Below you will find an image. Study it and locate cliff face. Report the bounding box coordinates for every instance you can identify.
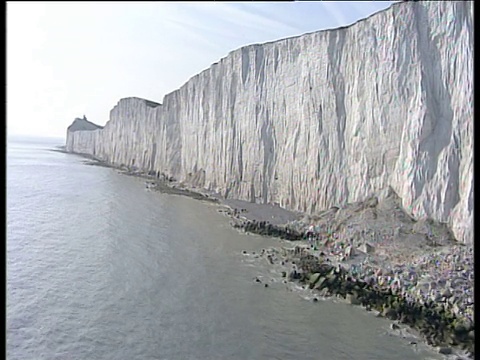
[66,1,473,244]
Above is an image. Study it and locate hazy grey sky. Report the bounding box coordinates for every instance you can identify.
[7,1,395,140]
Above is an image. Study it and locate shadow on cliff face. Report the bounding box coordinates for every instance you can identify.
[411,2,459,214]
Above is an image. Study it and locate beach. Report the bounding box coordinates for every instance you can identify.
[225,192,474,358]
[73,152,474,358]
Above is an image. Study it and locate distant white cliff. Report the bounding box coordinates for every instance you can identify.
[66,1,473,244]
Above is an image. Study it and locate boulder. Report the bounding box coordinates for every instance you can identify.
[345,245,355,258]
[438,347,453,355]
[390,323,400,330]
[346,292,362,305]
[358,242,375,254]
[314,276,328,290]
[383,307,399,320]
[454,322,470,335]
[288,270,302,281]
[308,273,322,288]
[442,288,453,299]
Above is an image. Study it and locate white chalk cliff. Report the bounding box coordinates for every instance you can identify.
[66,1,473,244]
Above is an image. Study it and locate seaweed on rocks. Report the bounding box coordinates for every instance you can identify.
[235,219,304,240]
[284,252,475,357]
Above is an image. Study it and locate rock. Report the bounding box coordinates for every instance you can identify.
[346,292,362,306]
[308,273,322,288]
[390,323,400,330]
[438,347,453,355]
[442,289,453,298]
[264,283,269,288]
[314,276,327,290]
[281,271,287,278]
[359,243,375,254]
[432,292,443,302]
[345,245,355,258]
[288,270,302,281]
[454,323,469,335]
[383,307,399,320]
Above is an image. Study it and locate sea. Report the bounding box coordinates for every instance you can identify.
[7,136,444,360]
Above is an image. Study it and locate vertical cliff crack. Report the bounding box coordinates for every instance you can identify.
[413,2,455,203]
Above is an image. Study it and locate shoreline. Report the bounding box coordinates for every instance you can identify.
[248,245,474,358]
[65,149,474,358]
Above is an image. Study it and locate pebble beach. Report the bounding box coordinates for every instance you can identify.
[226,188,474,358]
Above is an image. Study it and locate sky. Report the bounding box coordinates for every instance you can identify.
[7,1,397,140]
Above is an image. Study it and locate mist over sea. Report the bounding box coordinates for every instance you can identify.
[7,136,442,360]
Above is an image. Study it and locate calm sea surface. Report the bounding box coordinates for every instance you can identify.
[7,136,443,360]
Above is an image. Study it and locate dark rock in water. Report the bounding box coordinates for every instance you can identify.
[281,271,287,278]
[264,283,269,288]
[239,220,303,240]
[391,323,400,330]
[308,273,322,287]
[346,292,362,306]
[242,250,247,254]
[288,270,302,281]
[314,277,327,290]
[313,297,319,302]
[438,347,453,355]
[383,307,399,321]
[409,341,417,345]
[255,277,261,283]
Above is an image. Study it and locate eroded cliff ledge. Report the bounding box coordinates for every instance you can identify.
[66,1,473,244]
